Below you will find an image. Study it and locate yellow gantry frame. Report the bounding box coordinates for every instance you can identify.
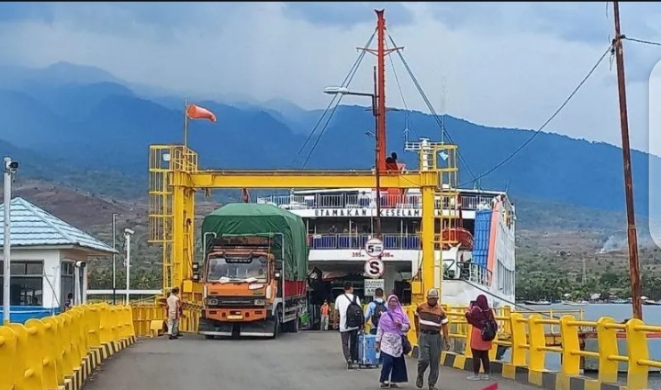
[148,144,448,304]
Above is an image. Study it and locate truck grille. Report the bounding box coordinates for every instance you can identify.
[206,297,264,307]
[217,298,254,306]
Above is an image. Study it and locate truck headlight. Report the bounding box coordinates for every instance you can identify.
[207,298,218,306]
[254,299,266,306]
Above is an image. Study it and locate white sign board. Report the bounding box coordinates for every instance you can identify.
[364,238,384,258]
[364,278,385,297]
[364,258,385,278]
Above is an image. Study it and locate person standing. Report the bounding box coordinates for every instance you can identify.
[413,289,450,390]
[166,287,181,340]
[465,294,496,380]
[364,288,386,335]
[334,281,363,369]
[63,293,73,312]
[375,294,410,388]
[320,300,330,331]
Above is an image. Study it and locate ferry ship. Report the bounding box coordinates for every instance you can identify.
[254,10,516,310]
[256,184,516,308]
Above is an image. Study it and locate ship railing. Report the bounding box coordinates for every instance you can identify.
[256,194,495,210]
[443,260,492,286]
[308,233,420,250]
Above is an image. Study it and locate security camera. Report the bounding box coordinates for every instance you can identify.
[75,261,86,268]
[124,228,135,235]
[4,158,18,173]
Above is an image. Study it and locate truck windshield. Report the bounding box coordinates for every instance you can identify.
[207,256,268,282]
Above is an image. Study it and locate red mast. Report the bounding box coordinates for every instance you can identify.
[375,10,387,172]
[360,10,403,172]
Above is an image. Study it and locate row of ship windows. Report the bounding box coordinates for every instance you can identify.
[497,261,515,296]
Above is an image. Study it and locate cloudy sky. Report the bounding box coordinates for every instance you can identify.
[1,2,660,154]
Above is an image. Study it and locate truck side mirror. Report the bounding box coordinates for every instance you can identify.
[274,260,283,271]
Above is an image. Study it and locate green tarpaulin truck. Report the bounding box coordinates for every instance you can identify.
[197,203,309,338]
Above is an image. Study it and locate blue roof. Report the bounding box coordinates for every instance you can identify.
[0,197,116,254]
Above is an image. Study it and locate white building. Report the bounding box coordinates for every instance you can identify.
[0,197,116,310]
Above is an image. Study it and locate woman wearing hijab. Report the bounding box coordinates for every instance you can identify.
[375,294,410,388]
[465,294,494,380]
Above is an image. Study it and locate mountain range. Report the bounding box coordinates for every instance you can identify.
[0,61,654,216]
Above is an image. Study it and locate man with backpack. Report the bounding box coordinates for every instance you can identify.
[334,281,363,369]
[364,288,386,335]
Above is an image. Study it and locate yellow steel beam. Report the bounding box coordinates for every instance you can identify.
[177,169,437,189]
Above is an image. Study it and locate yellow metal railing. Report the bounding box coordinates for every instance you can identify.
[402,306,660,390]
[131,302,202,338]
[0,303,136,390]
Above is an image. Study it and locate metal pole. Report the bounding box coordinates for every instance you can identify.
[125,233,131,304]
[112,213,117,304]
[613,1,642,320]
[2,157,11,324]
[82,264,88,304]
[373,65,382,239]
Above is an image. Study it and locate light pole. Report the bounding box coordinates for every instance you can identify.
[2,157,17,324]
[323,82,382,238]
[112,213,118,304]
[124,228,134,304]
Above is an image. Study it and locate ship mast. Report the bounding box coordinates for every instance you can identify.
[376,10,387,173]
[360,10,403,172]
[612,1,643,320]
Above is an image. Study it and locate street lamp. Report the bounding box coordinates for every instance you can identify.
[323,79,382,238]
[124,228,135,304]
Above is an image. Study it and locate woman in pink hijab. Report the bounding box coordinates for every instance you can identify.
[375,294,410,388]
[465,294,494,380]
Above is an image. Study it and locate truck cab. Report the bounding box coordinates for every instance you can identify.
[197,235,301,338]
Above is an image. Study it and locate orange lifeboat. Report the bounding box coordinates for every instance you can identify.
[435,228,474,250]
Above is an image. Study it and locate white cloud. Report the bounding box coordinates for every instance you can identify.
[0,2,660,152]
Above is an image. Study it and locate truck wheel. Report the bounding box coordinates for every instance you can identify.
[290,315,300,333]
[271,308,281,339]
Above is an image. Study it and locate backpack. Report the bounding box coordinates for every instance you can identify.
[371,301,387,328]
[481,311,498,341]
[344,294,364,329]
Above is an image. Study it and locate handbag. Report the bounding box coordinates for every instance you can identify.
[387,312,413,355]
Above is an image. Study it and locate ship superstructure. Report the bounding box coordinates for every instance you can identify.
[257,184,516,307]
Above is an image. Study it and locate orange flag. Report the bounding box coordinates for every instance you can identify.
[186,104,217,122]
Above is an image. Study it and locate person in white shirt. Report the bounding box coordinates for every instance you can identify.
[166,287,181,340]
[334,281,363,369]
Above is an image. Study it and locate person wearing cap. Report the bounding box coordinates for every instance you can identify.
[413,289,450,390]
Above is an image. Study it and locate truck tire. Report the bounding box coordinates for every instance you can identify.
[271,307,282,339]
[284,314,300,333]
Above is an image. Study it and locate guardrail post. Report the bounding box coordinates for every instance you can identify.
[24,319,46,389]
[595,317,619,384]
[509,312,526,366]
[527,314,545,372]
[625,318,649,390]
[558,315,580,376]
[0,326,17,390]
[40,317,61,389]
[8,324,31,389]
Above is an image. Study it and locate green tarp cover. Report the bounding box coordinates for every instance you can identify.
[201,203,309,281]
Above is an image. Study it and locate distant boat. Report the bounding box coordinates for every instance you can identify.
[524,300,552,306]
[643,300,661,306]
[611,299,628,304]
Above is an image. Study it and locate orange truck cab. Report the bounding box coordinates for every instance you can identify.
[196,204,308,339]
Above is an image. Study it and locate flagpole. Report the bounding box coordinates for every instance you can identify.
[183,99,189,148]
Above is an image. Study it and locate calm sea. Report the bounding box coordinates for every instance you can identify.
[520,304,661,386]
